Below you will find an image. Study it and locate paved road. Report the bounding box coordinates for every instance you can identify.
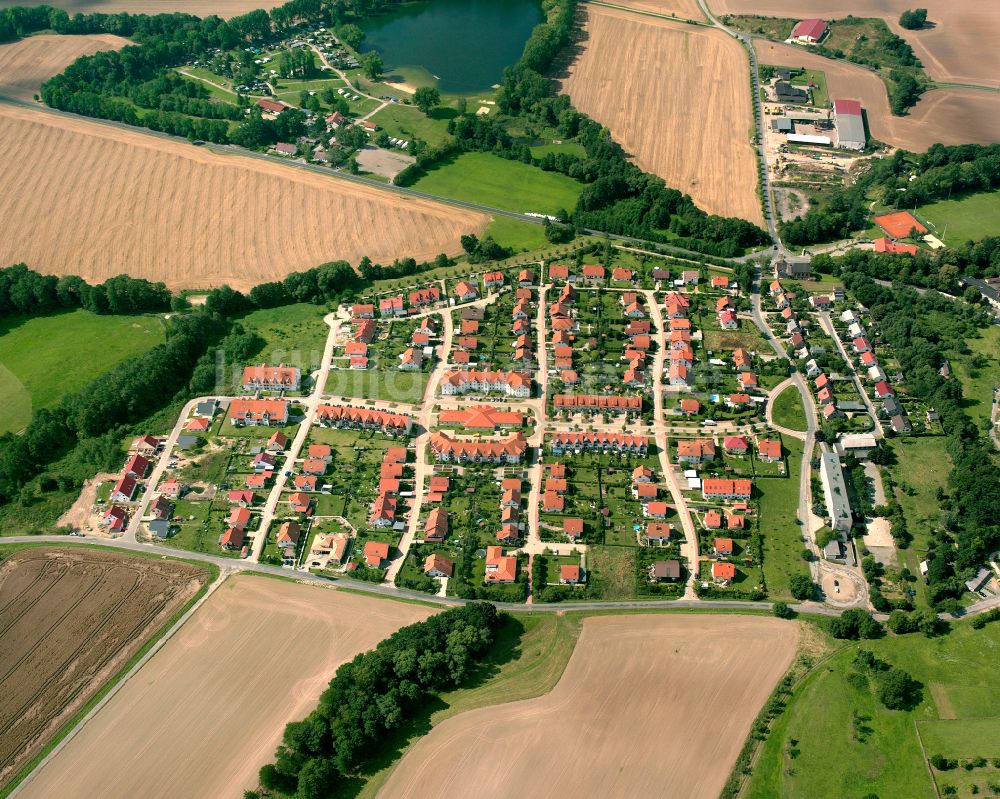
[646,291,700,598]
[251,311,344,561]
[817,309,885,438]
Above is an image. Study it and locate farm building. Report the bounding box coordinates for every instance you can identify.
[774,81,808,103]
[791,18,827,44]
[833,99,866,151]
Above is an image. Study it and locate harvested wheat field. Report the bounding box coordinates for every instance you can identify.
[0,0,286,15]
[562,6,762,225]
[18,575,431,799]
[378,614,799,799]
[600,0,705,21]
[709,0,1000,89]
[754,40,1000,149]
[0,34,128,101]
[0,105,487,291]
[0,547,208,788]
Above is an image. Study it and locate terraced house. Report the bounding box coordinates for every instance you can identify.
[242,364,301,391]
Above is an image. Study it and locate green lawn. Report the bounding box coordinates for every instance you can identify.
[917,191,1000,245]
[918,718,1000,759]
[757,437,809,600]
[411,152,583,216]
[530,142,586,158]
[369,103,454,147]
[746,620,1000,799]
[791,67,830,108]
[235,303,329,379]
[0,311,165,434]
[483,216,550,252]
[325,367,429,404]
[948,325,1000,431]
[771,384,808,432]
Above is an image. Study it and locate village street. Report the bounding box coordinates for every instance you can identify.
[249,311,344,561]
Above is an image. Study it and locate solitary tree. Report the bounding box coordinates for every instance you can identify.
[898,8,928,29]
[413,86,441,115]
[362,51,383,81]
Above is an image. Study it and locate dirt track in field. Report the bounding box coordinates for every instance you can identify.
[562,6,763,225]
[0,105,486,291]
[0,548,207,787]
[377,615,799,799]
[709,0,1000,90]
[0,34,129,101]
[599,0,706,21]
[753,40,1000,149]
[0,0,286,15]
[18,575,431,799]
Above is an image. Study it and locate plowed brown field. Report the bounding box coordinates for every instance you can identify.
[754,40,1000,149]
[709,0,1000,89]
[0,547,208,787]
[0,0,286,15]
[0,34,128,101]
[0,105,487,291]
[18,575,432,799]
[562,6,763,225]
[378,614,799,799]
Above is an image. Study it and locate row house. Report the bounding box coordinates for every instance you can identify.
[702,478,753,501]
[409,286,440,307]
[552,395,642,414]
[440,370,532,398]
[429,432,528,464]
[549,432,648,457]
[242,364,301,392]
[379,295,405,317]
[677,439,715,465]
[315,404,413,435]
[228,398,289,427]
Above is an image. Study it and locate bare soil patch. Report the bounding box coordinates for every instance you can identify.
[19,575,431,799]
[378,614,798,799]
[0,34,128,101]
[356,145,416,180]
[821,570,860,604]
[561,6,763,225]
[0,547,207,787]
[754,39,1000,149]
[55,471,117,533]
[0,0,287,16]
[0,105,487,291]
[708,0,1000,89]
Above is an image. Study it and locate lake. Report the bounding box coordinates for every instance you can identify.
[360,0,542,94]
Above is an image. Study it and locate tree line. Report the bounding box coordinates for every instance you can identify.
[255,603,500,799]
[0,263,170,316]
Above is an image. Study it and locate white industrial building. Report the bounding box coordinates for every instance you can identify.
[833,99,866,150]
[820,451,853,533]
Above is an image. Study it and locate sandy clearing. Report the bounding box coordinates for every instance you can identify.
[597,0,705,22]
[753,40,1000,149]
[0,104,486,291]
[0,0,287,15]
[18,575,431,799]
[562,6,763,225]
[378,614,799,799]
[708,0,1000,89]
[0,34,128,101]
